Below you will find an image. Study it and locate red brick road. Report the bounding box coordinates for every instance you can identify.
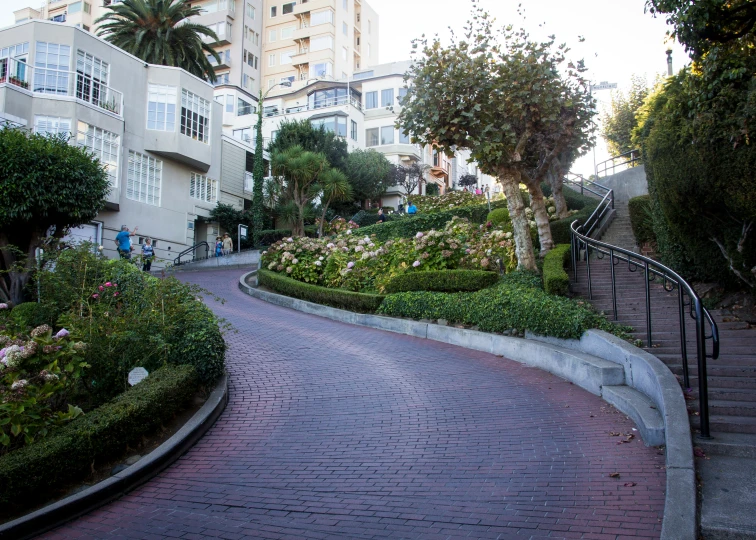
[44,269,665,539]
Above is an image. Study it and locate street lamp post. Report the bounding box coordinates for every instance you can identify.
[252,81,292,247]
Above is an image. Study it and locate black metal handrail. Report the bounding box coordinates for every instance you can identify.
[595,149,642,178]
[173,241,209,266]
[570,218,720,438]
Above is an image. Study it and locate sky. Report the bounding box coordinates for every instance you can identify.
[0,0,688,176]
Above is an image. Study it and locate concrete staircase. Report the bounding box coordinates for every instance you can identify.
[596,200,639,253]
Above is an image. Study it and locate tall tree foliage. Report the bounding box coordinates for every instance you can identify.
[96,0,220,82]
[390,163,428,198]
[267,119,349,172]
[0,129,110,305]
[600,75,649,157]
[398,2,592,270]
[458,174,478,188]
[316,169,352,237]
[344,149,393,203]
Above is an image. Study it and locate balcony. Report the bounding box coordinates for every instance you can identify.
[292,0,331,16]
[262,95,362,119]
[1,58,123,116]
[208,50,232,69]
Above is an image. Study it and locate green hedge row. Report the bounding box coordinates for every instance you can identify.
[628,195,656,244]
[543,244,571,296]
[358,199,508,241]
[0,365,198,505]
[258,226,317,246]
[549,202,598,245]
[349,209,399,227]
[258,269,385,312]
[385,270,499,294]
[378,271,617,340]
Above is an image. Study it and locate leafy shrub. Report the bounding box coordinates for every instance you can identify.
[543,244,571,296]
[378,271,620,340]
[385,270,499,293]
[408,191,487,213]
[258,269,385,312]
[9,302,55,330]
[487,208,511,228]
[258,226,317,245]
[540,183,595,211]
[628,195,656,244]
[549,202,598,245]
[1,326,89,453]
[350,209,398,227]
[0,364,198,506]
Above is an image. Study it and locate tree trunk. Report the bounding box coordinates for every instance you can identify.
[0,233,36,306]
[546,168,569,219]
[526,180,555,254]
[499,170,538,272]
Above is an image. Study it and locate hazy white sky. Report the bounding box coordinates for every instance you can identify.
[0,0,687,176]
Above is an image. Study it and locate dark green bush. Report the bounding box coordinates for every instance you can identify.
[258,226,317,245]
[385,270,499,294]
[549,202,598,245]
[487,208,511,227]
[9,302,55,329]
[258,269,385,312]
[378,271,618,340]
[350,209,398,227]
[540,183,595,211]
[628,195,655,244]
[543,244,571,296]
[0,364,198,506]
[358,200,508,241]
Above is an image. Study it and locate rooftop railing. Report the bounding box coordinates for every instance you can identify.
[263,95,362,118]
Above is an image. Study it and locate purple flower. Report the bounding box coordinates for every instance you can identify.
[104,282,112,287]
[0,303,8,310]
[0,348,6,359]
[55,328,70,339]
[98,285,104,291]
[412,260,421,267]
[415,232,424,238]
[347,262,355,269]
[92,293,99,299]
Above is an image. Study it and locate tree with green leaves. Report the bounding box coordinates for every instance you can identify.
[600,75,649,157]
[96,0,220,82]
[316,169,352,237]
[209,203,251,247]
[344,149,393,204]
[269,146,328,237]
[458,174,478,189]
[0,128,110,305]
[398,2,590,270]
[267,119,349,172]
[390,162,428,198]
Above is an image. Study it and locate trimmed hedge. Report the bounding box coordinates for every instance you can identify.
[487,208,511,227]
[358,199,508,241]
[0,364,198,505]
[378,271,618,340]
[350,209,399,227]
[385,270,499,294]
[258,269,385,312]
[628,195,655,244]
[543,244,571,296]
[549,202,598,245]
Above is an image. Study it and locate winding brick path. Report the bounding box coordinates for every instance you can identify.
[45,269,665,539]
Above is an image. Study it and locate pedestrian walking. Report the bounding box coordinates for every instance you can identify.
[397,203,405,214]
[222,233,233,255]
[141,238,154,272]
[114,225,138,260]
[215,236,223,257]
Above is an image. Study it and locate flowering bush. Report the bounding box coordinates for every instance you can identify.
[316,217,360,236]
[0,325,89,453]
[408,191,484,213]
[262,217,516,293]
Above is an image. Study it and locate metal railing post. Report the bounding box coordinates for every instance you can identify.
[695,299,711,438]
[644,261,652,347]
[586,242,593,300]
[678,287,690,389]
[610,249,618,320]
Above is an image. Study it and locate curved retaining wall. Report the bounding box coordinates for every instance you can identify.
[239,271,695,540]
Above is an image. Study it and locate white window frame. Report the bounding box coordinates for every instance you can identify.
[310,9,333,26]
[280,50,294,65]
[310,35,333,52]
[280,25,295,39]
[77,121,120,186]
[34,115,71,136]
[180,89,211,143]
[127,150,162,206]
[189,172,218,203]
[147,84,177,132]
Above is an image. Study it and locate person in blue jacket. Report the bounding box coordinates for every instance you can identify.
[407,202,418,215]
[114,225,138,259]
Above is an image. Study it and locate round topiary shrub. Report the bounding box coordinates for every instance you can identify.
[487,208,511,227]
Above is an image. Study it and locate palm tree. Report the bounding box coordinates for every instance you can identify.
[96,0,221,82]
[316,169,352,237]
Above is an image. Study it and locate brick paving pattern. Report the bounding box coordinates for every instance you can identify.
[45,269,665,539]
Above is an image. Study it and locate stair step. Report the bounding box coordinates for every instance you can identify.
[601,385,664,445]
[691,415,756,434]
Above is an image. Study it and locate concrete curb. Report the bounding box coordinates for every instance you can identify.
[240,271,695,540]
[0,375,229,540]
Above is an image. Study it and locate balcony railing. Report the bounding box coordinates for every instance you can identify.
[263,95,362,118]
[1,58,123,116]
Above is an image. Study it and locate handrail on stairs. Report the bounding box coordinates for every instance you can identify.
[595,149,642,178]
[173,241,210,267]
[570,206,720,438]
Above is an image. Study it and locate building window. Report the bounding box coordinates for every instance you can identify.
[282,2,295,14]
[226,94,234,113]
[311,9,333,25]
[49,14,66,22]
[233,127,253,143]
[399,129,410,144]
[268,29,276,42]
[246,2,254,18]
[343,0,347,9]
[77,121,120,186]
[238,98,254,116]
[343,22,348,35]
[34,115,71,136]
[342,47,348,60]
[33,42,70,95]
[76,50,110,108]
[380,126,394,145]
[365,91,377,109]
[281,75,295,84]
[350,119,357,141]
[127,151,161,206]
[366,128,378,147]
[398,87,408,104]
[242,73,251,88]
[367,43,371,57]
[180,89,210,143]
[190,172,218,203]
[268,54,276,67]
[308,87,353,108]
[244,171,254,191]
[280,50,294,64]
[281,25,295,39]
[311,115,346,137]
[309,61,332,78]
[213,71,230,86]
[270,5,276,17]
[380,88,393,107]
[147,84,177,131]
[368,19,371,34]
[310,35,333,52]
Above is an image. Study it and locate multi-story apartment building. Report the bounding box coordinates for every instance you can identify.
[0,20,228,267]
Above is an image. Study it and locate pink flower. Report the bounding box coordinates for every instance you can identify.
[92,293,99,299]
[415,232,424,238]
[99,285,104,291]
[0,303,8,310]
[55,328,69,339]
[113,284,118,288]
[347,262,355,269]
[113,292,120,297]
[104,282,112,287]
[413,260,421,267]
